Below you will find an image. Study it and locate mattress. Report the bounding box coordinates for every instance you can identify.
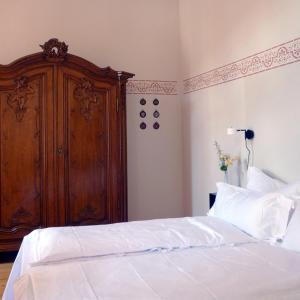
[3,216,300,299]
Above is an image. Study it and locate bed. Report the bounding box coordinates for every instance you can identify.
[3,214,300,300]
[3,167,300,299]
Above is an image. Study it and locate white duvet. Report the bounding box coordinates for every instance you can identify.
[19,216,255,272]
[3,216,300,300]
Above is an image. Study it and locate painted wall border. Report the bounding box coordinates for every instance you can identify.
[183,38,300,94]
[127,80,178,95]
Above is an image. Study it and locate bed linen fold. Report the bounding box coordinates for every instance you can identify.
[3,216,258,300]
[21,216,255,271]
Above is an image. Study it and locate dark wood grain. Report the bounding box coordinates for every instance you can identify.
[0,38,134,251]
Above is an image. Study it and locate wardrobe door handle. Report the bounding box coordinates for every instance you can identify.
[57,147,64,155]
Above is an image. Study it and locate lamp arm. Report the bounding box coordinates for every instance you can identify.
[236,129,254,140]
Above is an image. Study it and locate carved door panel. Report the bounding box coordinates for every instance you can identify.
[0,68,54,249]
[57,68,120,225]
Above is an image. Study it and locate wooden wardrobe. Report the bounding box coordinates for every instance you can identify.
[0,39,134,251]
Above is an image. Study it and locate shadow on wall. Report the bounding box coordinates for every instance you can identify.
[182,84,246,217]
[182,93,214,216]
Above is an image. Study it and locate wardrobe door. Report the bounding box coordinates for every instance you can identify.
[0,68,54,251]
[57,68,120,226]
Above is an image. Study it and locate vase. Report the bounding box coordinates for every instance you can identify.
[224,171,229,183]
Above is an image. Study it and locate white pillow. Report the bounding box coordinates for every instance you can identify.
[282,200,300,252]
[279,182,300,201]
[247,166,286,193]
[209,182,294,240]
[208,184,261,217]
[247,167,300,201]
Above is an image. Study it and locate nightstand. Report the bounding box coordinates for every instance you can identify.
[209,193,217,209]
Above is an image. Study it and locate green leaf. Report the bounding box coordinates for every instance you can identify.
[220,165,227,171]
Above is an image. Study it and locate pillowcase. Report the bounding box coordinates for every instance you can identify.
[247,166,286,193]
[247,166,300,201]
[282,199,300,252]
[209,182,294,241]
[279,182,300,201]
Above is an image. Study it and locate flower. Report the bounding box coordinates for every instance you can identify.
[214,141,237,172]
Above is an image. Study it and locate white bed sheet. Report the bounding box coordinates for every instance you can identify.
[13,242,300,300]
[3,216,255,300]
[4,216,299,300]
[19,216,255,271]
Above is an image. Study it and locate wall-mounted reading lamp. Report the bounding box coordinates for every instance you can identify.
[227,128,255,140]
[227,127,255,168]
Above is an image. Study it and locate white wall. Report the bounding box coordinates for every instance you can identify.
[245,64,300,182]
[127,94,183,220]
[0,0,180,80]
[179,0,300,77]
[182,79,245,215]
[0,0,184,221]
[179,0,300,216]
